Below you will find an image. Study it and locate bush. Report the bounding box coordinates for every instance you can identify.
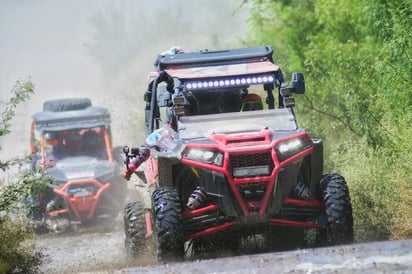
[246,0,411,242]
[0,216,45,274]
[331,138,412,242]
[0,78,47,273]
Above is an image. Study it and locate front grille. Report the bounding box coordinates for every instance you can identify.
[229,152,274,177]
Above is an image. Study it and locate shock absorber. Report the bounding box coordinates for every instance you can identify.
[186,186,207,210]
[46,196,62,212]
[294,181,312,200]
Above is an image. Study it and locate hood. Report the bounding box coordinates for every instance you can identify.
[46,156,118,183]
[177,108,298,140]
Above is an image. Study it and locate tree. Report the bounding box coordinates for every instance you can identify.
[0,78,47,274]
[245,0,412,240]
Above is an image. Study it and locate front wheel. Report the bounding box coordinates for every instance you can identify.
[152,188,184,262]
[320,173,354,245]
[124,200,147,258]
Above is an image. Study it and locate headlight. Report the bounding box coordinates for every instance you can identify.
[183,148,223,166]
[275,137,312,161]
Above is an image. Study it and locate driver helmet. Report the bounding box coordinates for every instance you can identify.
[241,93,263,111]
[44,132,58,146]
[146,127,176,152]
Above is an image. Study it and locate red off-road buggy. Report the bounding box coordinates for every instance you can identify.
[28,98,126,232]
[124,46,354,261]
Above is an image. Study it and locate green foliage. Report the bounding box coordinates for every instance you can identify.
[334,139,401,241]
[0,169,50,214]
[0,77,34,137]
[246,0,412,241]
[1,78,47,273]
[0,216,45,274]
[0,77,34,172]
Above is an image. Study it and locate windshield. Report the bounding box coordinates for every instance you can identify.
[39,127,109,162]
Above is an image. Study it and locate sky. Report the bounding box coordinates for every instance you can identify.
[0,0,249,179]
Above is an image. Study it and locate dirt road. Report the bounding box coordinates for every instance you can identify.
[120,239,412,274]
[36,228,153,274]
[36,229,412,274]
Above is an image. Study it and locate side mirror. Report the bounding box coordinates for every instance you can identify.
[157,85,172,107]
[290,72,305,94]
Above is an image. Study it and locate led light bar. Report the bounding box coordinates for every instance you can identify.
[184,74,275,91]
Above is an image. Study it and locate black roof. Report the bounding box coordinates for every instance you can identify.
[157,45,274,70]
[32,107,111,132]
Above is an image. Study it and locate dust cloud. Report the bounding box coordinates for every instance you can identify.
[0,0,249,181]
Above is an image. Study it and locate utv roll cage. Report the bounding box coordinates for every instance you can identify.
[27,99,127,227]
[145,45,305,133]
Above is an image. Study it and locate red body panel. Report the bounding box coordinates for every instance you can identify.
[181,131,314,218]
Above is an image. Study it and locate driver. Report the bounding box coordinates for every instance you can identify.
[44,132,66,161]
[241,93,263,111]
[123,126,176,180]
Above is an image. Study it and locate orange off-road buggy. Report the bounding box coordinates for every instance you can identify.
[27,98,125,232]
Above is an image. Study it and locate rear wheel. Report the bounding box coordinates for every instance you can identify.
[152,188,184,262]
[319,173,354,245]
[124,200,147,258]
